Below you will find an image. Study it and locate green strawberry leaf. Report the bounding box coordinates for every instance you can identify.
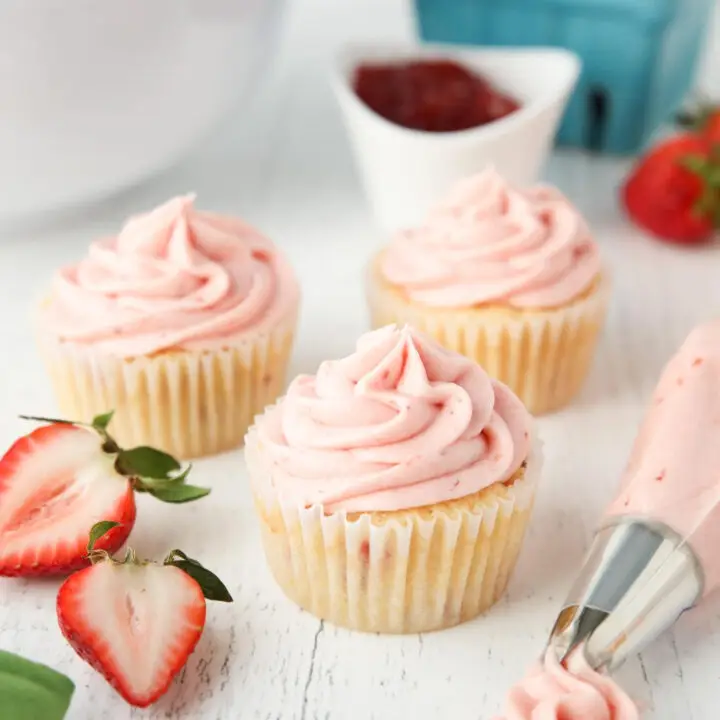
[0,650,75,720]
[116,447,181,479]
[91,411,115,432]
[681,154,708,175]
[144,484,211,503]
[87,521,121,555]
[165,550,233,602]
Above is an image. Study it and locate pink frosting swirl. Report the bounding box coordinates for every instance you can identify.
[380,169,601,309]
[252,325,532,513]
[496,650,639,720]
[41,195,299,356]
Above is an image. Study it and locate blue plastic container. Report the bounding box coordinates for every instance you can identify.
[413,0,714,154]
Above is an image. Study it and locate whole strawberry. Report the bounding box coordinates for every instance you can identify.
[0,411,209,577]
[622,132,720,245]
[57,522,232,708]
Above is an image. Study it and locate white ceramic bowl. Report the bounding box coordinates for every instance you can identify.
[332,43,581,233]
[0,0,285,219]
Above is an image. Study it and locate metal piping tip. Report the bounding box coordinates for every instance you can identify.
[547,517,704,672]
[548,606,609,666]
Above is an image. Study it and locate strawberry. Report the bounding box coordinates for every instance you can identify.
[57,522,232,708]
[621,133,720,245]
[0,411,210,577]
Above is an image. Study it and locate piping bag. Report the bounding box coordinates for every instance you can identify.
[548,320,720,672]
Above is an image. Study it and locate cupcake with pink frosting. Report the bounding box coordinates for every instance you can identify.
[367,168,609,414]
[245,324,540,633]
[38,195,300,459]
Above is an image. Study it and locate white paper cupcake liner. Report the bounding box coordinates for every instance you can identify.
[245,422,542,634]
[39,317,296,459]
[367,261,610,415]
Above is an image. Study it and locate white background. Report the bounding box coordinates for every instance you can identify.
[1,1,720,718]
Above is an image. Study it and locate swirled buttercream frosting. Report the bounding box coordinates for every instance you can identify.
[496,650,639,720]
[380,168,601,309]
[41,195,299,356]
[252,324,532,513]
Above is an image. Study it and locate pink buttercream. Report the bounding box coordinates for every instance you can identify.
[380,168,601,309]
[607,320,720,595]
[251,324,532,513]
[496,650,639,720]
[40,195,299,356]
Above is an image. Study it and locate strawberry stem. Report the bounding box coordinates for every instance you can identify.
[20,412,211,503]
[85,525,233,602]
[679,153,720,229]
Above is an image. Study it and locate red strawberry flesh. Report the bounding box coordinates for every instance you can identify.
[57,561,206,707]
[0,424,133,576]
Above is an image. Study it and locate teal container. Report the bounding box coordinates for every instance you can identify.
[413,0,714,154]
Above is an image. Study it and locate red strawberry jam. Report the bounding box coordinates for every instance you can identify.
[353,59,521,132]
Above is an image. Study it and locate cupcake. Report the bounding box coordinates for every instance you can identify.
[38,195,300,459]
[245,324,540,633]
[367,169,609,415]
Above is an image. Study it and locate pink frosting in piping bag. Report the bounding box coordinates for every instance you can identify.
[380,168,601,309]
[495,649,639,720]
[251,325,532,513]
[41,195,299,356]
[607,319,720,596]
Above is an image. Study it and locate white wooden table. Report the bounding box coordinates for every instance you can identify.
[1,0,720,717]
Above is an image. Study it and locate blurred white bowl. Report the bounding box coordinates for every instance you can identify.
[332,43,581,233]
[0,0,285,219]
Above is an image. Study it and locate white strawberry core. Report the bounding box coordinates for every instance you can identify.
[79,562,203,700]
[0,427,125,560]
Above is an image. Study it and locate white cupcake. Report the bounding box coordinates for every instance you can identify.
[37,195,300,459]
[367,169,609,414]
[245,324,541,633]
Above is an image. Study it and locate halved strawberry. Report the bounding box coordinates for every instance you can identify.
[0,412,210,577]
[57,522,232,708]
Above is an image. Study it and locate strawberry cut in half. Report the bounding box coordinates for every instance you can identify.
[57,522,232,708]
[0,411,210,577]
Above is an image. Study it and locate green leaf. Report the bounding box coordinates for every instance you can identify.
[680,154,708,175]
[708,168,720,187]
[87,521,121,555]
[165,551,233,602]
[145,484,211,503]
[116,447,181,479]
[91,411,115,432]
[0,650,75,720]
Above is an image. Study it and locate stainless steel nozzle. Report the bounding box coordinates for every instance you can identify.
[547,517,704,672]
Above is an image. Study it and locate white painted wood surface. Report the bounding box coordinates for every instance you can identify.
[1,1,720,717]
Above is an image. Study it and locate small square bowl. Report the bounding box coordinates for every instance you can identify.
[332,42,581,233]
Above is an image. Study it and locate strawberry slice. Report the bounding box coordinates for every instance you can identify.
[57,522,232,708]
[0,412,210,577]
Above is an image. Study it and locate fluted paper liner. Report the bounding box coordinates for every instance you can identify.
[246,423,541,634]
[39,318,296,459]
[367,258,610,415]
